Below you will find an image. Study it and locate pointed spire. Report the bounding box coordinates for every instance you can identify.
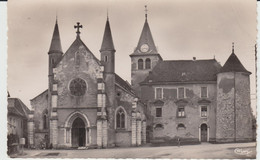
[219,44,251,74]
[133,6,158,54]
[100,18,115,52]
[49,19,62,54]
[107,8,109,21]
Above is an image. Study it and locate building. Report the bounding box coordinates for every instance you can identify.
[29,18,147,149]
[131,11,254,143]
[29,8,254,149]
[7,97,30,154]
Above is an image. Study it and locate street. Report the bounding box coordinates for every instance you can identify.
[14,142,256,159]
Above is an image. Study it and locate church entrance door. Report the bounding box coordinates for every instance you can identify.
[200,124,208,142]
[72,117,86,147]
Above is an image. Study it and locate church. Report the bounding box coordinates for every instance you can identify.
[28,8,254,149]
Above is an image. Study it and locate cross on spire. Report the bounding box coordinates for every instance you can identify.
[145,5,148,20]
[232,42,234,53]
[74,22,83,37]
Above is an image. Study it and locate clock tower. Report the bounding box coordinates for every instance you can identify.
[130,6,162,97]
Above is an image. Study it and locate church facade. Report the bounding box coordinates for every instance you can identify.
[28,10,254,149]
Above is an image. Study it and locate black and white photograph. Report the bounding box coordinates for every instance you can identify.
[5,0,257,159]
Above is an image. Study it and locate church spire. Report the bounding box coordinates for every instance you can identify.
[100,17,115,52]
[49,19,62,54]
[133,5,158,54]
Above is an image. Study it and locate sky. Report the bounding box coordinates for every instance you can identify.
[7,0,257,115]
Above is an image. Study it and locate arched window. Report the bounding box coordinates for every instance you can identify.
[154,124,164,130]
[43,110,48,130]
[177,123,185,130]
[116,108,125,129]
[138,59,144,70]
[145,58,151,69]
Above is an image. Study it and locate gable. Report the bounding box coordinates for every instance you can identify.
[53,38,102,108]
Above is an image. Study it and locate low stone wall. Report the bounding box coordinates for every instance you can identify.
[115,131,131,147]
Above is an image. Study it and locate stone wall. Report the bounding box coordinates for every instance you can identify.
[31,90,48,131]
[131,55,161,97]
[141,83,217,142]
[115,131,131,147]
[216,72,252,142]
[52,41,102,147]
[234,73,252,141]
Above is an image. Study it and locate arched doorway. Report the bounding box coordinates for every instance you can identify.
[72,117,86,147]
[200,124,208,142]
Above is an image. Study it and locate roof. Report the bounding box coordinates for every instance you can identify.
[131,18,158,56]
[115,74,135,95]
[219,53,251,74]
[49,20,63,54]
[141,59,222,84]
[55,36,101,68]
[8,98,30,118]
[100,19,115,52]
[31,89,48,101]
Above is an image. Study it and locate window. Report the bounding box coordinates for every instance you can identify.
[43,110,48,129]
[201,87,207,98]
[155,88,163,99]
[116,108,125,129]
[104,56,108,62]
[177,106,185,117]
[177,123,185,129]
[178,87,185,99]
[201,106,207,117]
[138,59,144,70]
[145,58,151,69]
[156,108,162,117]
[154,124,164,130]
[69,78,87,96]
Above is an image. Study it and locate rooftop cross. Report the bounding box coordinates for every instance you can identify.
[145,5,148,20]
[232,42,234,53]
[74,22,83,37]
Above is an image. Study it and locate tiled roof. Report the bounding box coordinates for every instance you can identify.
[115,74,135,95]
[8,98,30,118]
[141,59,222,84]
[219,53,251,74]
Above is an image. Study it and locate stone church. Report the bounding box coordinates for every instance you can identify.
[28,9,254,149]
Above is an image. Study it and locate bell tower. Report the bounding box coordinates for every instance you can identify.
[100,16,115,73]
[130,6,162,97]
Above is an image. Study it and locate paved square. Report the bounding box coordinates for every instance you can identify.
[16,142,256,159]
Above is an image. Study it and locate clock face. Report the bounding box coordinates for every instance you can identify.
[140,44,149,52]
